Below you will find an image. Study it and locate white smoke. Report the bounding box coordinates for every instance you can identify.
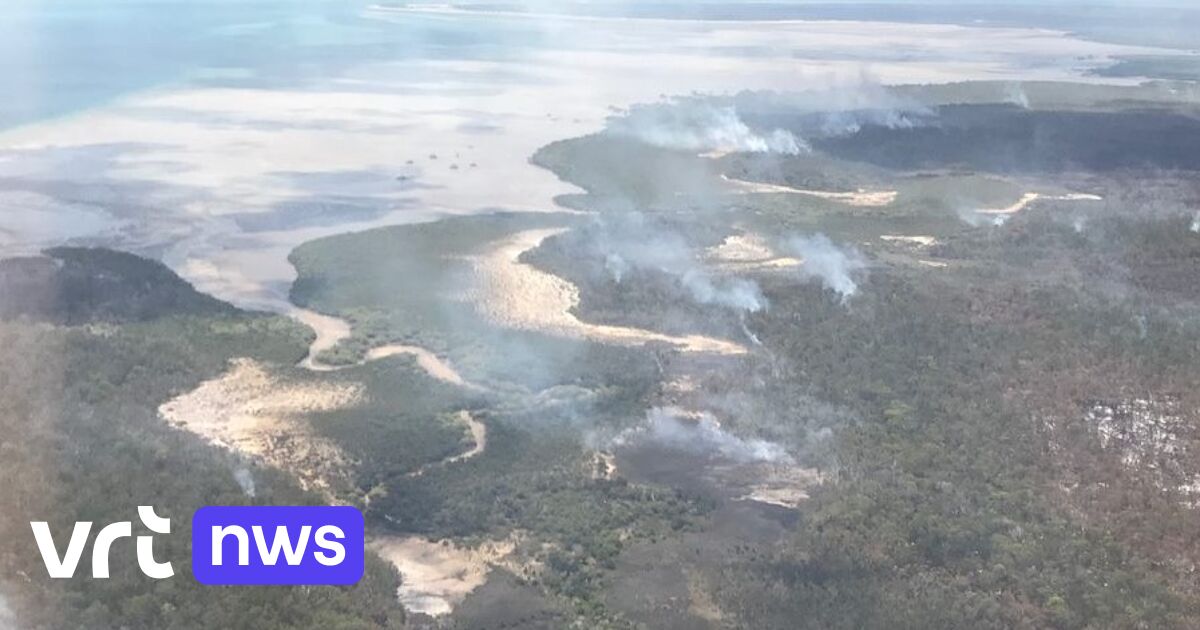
[0,591,14,630]
[607,81,933,156]
[599,217,766,312]
[1005,82,1031,109]
[234,467,256,497]
[957,208,1010,228]
[814,108,922,137]
[679,269,766,313]
[1191,212,1199,233]
[607,99,806,155]
[739,312,762,346]
[605,252,630,282]
[612,407,791,464]
[785,234,868,301]
[729,79,933,138]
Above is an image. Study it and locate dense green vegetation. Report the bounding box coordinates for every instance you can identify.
[0,247,236,324]
[522,84,1200,628]
[286,213,715,627]
[812,104,1200,173]
[709,261,1200,629]
[7,79,1200,629]
[0,251,408,630]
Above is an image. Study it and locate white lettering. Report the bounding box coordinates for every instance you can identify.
[252,525,311,566]
[313,525,346,566]
[30,521,92,579]
[211,525,250,566]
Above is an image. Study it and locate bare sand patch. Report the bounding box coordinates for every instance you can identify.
[470,228,746,355]
[880,234,938,247]
[721,174,898,207]
[158,358,360,492]
[976,192,1041,215]
[708,233,777,262]
[293,308,479,389]
[591,451,619,480]
[294,307,352,370]
[975,191,1103,215]
[717,256,803,272]
[446,411,488,465]
[364,345,477,389]
[738,464,826,508]
[369,535,516,617]
[706,233,803,271]
[407,411,488,479]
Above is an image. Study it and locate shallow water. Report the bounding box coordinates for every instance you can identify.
[0,1,1164,315]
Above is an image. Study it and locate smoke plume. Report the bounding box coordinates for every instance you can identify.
[957,207,1010,228]
[729,80,933,138]
[0,591,14,630]
[612,407,792,464]
[599,215,766,312]
[605,80,932,160]
[607,99,805,155]
[785,233,867,301]
[1004,82,1031,109]
[234,467,256,497]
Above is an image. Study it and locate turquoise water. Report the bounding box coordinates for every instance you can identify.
[6,0,1179,132]
[0,0,546,130]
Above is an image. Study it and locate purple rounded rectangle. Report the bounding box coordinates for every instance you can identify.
[192,506,364,585]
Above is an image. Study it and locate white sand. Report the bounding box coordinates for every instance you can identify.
[363,345,477,389]
[369,535,515,617]
[707,233,803,270]
[738,465,826,509]
[470,228,746,355]
[975,191,1104,215]
[445,411,488,465]
[294,308,353,370]
[880,235,938,247]
[707,234,778,262]
[158,358,360,492]
[722,175,898,207]
[407,411,488,479]
[293,307,479,389]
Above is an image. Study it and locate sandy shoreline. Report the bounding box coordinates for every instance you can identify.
[471,228,747,355]
[293,306,479,388]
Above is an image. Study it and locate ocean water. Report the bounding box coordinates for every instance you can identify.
[0,1,1166,312]
[0,0,550,131]
[2,0,1193,132]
